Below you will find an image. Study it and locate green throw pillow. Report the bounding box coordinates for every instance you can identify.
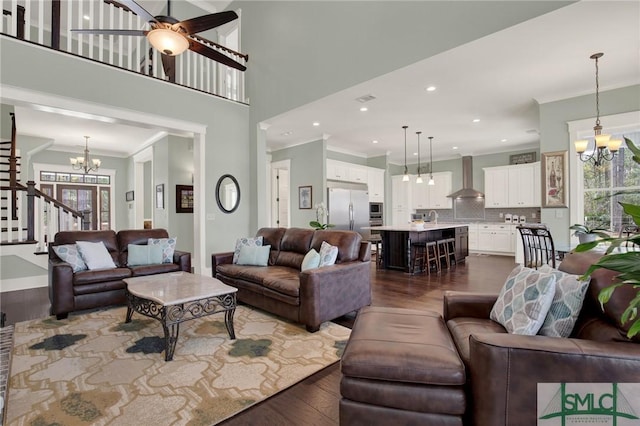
[237,245,271,266]
[128,244,164,266]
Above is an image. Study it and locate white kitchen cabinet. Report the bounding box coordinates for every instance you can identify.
[484,167,510,207]
[485,162,541,208]
[468,224,479,250]
[411,176,429,209]
[428,172,453,209]
[477,224,513,253]
[349,165,368,183]
[326,160,368,184]
[368,168,385,203]
[391,175,411,226]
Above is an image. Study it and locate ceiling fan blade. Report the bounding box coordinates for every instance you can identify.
[117,0,158,23]
[188,39,246,71]
[174,11,238,35]
[161,54,176,83]
[71,29,148,36]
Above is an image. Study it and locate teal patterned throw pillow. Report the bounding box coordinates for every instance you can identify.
[232,236,263,264]
[490,266,557,335]
[148,237,177,264]
[319,241,338,267]
[52,244,88,272]
[537,264,590,338]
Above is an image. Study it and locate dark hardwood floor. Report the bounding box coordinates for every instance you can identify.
[1,253,516,425]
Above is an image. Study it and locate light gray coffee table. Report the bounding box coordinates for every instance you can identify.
[124,272,238,361]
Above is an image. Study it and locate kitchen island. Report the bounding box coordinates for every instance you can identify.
[369,224,469,272]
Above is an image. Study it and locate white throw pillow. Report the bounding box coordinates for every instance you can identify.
[236,245,271,266]
[537,264,590,338]
[52,244,88,272]
[76,241,117,270]
[301,249,321,271]
[319,241,338,267]
[233,236,263,264]
[490,266,557,335]
[147,237,177,264]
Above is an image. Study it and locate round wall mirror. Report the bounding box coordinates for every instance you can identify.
[215,174,240,213]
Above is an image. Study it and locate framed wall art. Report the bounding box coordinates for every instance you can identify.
[176,185,194,213]
[299,185,312,209]
[541,151,568,208]
[155,184,164,209]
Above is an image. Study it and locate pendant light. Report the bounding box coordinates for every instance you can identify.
[416,131,423,184]
[428,136,435,186]
[574,52,622,166]
[402,125,409,182]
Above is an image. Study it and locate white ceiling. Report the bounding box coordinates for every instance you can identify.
[11,1,640,162]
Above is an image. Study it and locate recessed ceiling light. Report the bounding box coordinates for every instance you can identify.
[281,131,293,136]
[426,86,437,92]
[83,15,90,20]
[312,122,320,126]
[472,118,481,123]
[413,152,418,156]
[501,138,508,142]
[372,140,378,144]
[452,146,459,150]
[360,107,368,112]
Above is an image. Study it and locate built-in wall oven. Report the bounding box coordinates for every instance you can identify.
[369,203,383,240]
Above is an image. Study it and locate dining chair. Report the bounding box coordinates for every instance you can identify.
[619,224,640,247]
[517,224,557,269]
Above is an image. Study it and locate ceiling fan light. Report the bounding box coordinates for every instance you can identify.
[148,28,189,56]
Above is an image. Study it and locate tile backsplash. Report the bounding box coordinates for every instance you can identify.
[416,198,540,223]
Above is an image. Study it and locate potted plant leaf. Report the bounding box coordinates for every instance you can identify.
[569,223,610,244]
[574,137,640,338]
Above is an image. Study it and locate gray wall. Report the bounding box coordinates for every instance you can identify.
[271,139,326,227]
[168,135,194,253]
[539,84,640,246]
[232,0,573,231]
[1,37,250,270]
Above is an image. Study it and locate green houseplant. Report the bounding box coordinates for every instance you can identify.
[575,137,640,338]
[569,223,609,243]
[309,202,335,230]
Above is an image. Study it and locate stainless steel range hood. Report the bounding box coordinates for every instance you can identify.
[447,156,485,199]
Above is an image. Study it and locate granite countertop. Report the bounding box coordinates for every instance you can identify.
[364,223,469,232]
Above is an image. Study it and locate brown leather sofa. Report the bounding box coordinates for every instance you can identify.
[212,227,371,332]
[49,229,191,319]
[340,250,640,425]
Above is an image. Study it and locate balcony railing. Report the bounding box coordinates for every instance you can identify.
[0,0,247,102]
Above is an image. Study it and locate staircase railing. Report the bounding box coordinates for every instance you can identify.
[1,113,85,247]
[0,0,247,102]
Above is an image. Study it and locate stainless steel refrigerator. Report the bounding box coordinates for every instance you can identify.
[327,182,370,240]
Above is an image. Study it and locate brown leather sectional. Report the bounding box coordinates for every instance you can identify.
[212,227,372,332]
[48,229,191,319]
[340,250,640,425]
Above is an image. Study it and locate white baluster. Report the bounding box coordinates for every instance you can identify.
[66,0,73,52]
[108,3,114,64]
[98,0,104,62]
[117,5,123,67]
[76,0,82,55]
[127,11,132,70]
[23,0,31,41]
[8,0,17,37]
[87,0,94,59]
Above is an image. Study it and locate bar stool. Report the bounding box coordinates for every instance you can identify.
[424,241,439,274]
[444,238,457,267]
[436,239,450,270]
[369,236,383,269]
[410,242,427,274]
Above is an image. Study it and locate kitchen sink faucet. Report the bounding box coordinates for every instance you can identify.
[428,210,438,225]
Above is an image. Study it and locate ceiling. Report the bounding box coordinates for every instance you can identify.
[10,1,640,162]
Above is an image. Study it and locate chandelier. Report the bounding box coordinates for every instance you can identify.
[574,53,622,167]
[70,136,101,174]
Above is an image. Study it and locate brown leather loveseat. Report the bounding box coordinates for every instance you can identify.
[212,227,371,332]
[49,228,191,319]
[340,250,640,425]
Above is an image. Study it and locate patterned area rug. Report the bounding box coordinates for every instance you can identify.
[6,305,350,425]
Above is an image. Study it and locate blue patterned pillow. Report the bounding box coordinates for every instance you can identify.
[148,237,177,264]
[319,241,338,267]
[301,249,321,271]
[52,244,87,272]
[490,267,557,335]
[233,236,263,264]
[537,265,590,338]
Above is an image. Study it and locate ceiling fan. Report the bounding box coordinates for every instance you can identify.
[71,0,246,72]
